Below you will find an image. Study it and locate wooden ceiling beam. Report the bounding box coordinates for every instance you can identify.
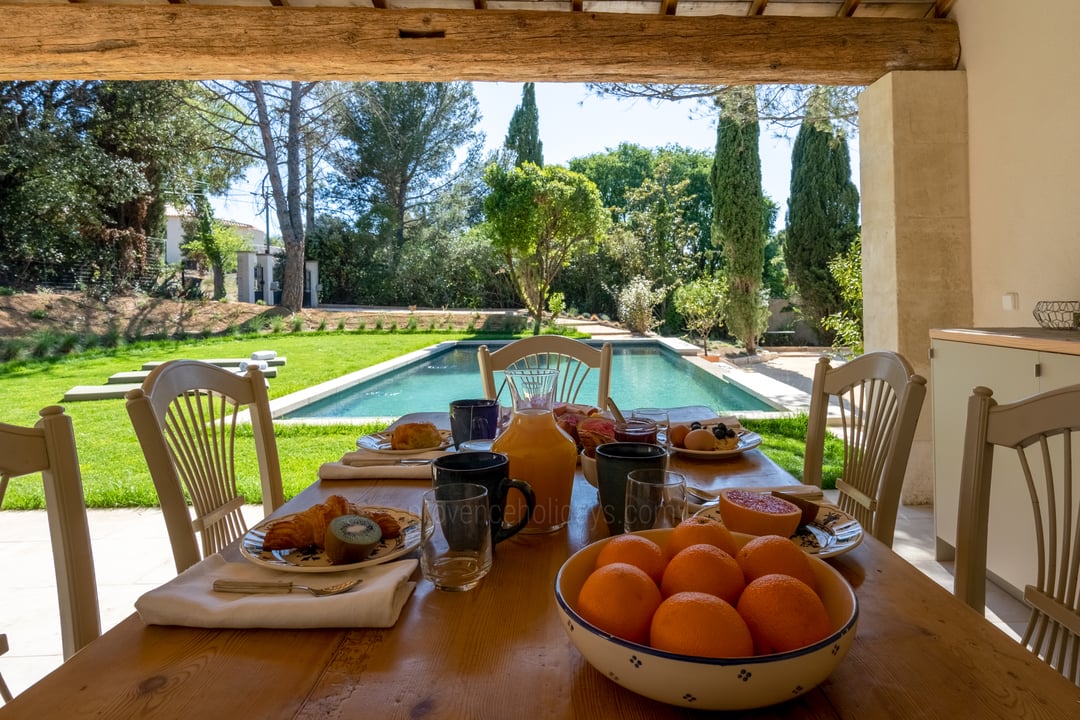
[0,5,960,85]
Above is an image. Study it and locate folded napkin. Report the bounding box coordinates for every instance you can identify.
[318,449,448,481]
[136,554,418,629]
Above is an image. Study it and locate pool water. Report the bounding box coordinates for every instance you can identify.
[282,343,774,419]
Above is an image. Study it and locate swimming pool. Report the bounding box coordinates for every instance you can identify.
[280,342,775,420]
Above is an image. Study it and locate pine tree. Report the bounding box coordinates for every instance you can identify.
[504,82,543,167]
[710,87,768,354]
[784,89,861,338]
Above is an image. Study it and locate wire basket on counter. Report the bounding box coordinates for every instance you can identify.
[1032,300,1080,329]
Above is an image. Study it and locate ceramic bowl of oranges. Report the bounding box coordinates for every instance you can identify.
[553,519,858,711]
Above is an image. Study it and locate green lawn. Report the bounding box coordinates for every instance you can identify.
[0,331,841,509]
[0,331,483,509]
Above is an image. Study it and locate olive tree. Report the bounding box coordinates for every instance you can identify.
[483,163,608,335]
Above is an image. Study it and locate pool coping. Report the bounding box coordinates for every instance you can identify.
[268,338,810,425]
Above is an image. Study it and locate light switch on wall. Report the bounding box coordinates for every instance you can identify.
[1002,292,1019,311]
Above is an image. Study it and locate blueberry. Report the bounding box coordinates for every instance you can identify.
[690,421,702,430]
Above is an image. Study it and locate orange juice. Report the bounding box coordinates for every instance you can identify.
[493,408,578,533]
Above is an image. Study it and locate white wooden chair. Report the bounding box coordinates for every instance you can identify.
[125,360,284,574]
[0,406,100,675]
[477,336,612,408]
[955,384,1080,685]
[803,351,927,547]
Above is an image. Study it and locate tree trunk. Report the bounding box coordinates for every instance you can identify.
[252,80,308,312]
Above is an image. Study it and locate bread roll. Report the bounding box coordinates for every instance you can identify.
[390,422,443,450]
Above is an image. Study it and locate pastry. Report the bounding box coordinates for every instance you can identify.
[261,494,356,550]
[390,421,443,450]
[324,514,383,564]
[358,508,402,539]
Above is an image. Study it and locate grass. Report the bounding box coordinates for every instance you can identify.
[741,415,843,489]
[0,331,494,509]
[0,329,836,509]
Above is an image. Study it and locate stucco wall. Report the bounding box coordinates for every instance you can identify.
[953,0,1080,327]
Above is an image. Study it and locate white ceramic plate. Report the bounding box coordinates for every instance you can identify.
[356,429,453,455]
[240,506,421,573]
[695,503,863,559]
[670,431,763,459]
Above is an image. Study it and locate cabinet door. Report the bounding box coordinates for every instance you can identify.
[1037,350,1080,391]
[931,340,1037,557]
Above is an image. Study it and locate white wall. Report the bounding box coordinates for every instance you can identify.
[953,0,1080,327]
[163,210,266,266]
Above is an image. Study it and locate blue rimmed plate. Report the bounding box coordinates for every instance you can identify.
[694,503,863,558]
[240,506,421,573]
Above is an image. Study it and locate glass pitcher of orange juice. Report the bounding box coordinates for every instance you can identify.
[492,368,578,533]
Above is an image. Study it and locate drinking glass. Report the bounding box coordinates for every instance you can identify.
[624,469,687,533]
[420,483,493,592]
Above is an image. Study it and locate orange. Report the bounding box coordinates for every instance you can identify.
[660,543,746,604]
[736,573,832,654]
[666,516,737,559]
[577,562,663,645]
[717,489,801,537]
[650,591,754,658]
[595,534,667,584]
[735,533,818,591]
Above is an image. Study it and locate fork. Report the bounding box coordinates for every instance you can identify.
[212,578,362,597]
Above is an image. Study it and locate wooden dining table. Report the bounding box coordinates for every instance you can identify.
[3,429,1079,718]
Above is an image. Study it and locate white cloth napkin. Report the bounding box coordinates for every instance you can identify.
[135,554,418,629]
[317,449,448,481]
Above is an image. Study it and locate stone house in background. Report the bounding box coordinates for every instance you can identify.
[162,205,267,267]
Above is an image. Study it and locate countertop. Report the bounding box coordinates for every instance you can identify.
[930,327,1080,355]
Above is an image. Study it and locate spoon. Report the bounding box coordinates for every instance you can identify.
[606,398,626,424]
[685,486,719,504]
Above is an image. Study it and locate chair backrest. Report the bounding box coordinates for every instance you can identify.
[803,351,927,547]
[955,384,1080,685]
[0,406,100,660]
[477,336,612,408]
[125,360,284,573]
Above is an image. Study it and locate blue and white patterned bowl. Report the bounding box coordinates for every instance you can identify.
[554,529,858,711]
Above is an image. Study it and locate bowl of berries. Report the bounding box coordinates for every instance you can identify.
[553,518,858,710]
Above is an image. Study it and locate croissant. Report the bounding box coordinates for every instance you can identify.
[262,495,356,550]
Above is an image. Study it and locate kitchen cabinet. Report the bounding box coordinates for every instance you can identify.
[930,328,1080,597]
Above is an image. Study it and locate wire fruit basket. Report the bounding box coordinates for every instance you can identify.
[1032,300,1080,329]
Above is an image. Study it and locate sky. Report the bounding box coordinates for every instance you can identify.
[210,83,859,235]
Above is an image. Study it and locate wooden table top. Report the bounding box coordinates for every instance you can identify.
[4,447,1079,718]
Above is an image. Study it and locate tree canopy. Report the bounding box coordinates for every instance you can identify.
[483,162,608,334]
[710,87,769,353]
[784,88,860,336]
[505,82,543,168]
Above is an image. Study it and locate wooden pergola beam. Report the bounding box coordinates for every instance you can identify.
[0,6,959,85]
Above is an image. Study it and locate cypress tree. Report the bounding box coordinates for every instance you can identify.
[784,90,860,339]
[505,82,543,167]
[710,87,768,354]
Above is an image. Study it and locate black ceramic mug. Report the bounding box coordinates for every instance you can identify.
[449,399,500,449]
[431,451,535,544]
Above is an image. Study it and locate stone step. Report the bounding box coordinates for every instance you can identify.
[63,384,141,402]
[140,356,286,370]
[108,367,277,384]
